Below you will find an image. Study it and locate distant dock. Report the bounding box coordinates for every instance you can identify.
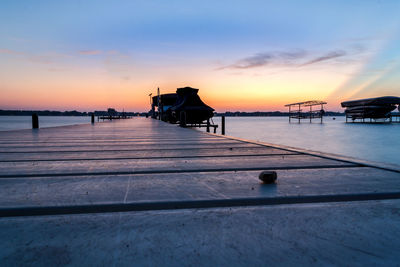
[0,118,400,265]
[98,115,131,120]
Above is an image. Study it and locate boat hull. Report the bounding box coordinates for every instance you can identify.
[341,96,400,107]
[341,96,400,120]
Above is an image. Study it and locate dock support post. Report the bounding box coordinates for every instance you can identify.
[320,104,323,124]
[298,104,301,124]
[206,119,210,133]
[91,114,95,124]
[179,112,187,127]
[32,114,39,129]
[221,116,225,135]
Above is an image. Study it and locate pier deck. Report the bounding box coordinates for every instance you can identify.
[1,118,400,265]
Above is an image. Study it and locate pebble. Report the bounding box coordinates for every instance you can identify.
[259,171,277,184]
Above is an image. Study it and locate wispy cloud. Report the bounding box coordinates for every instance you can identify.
[78,50,102,55]
[218,50,306,70]
[0,48,24,55]
[1,48,72,66]
[298,50,346,67]
[228,53,273,69]
[219,48,362,71]
[103,51,134,75]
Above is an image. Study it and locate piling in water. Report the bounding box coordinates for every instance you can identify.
[32,114,39,129]
[221,116,225,135]
[91,114,95,124]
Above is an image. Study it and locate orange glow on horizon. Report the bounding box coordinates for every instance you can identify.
[0,48,388,113]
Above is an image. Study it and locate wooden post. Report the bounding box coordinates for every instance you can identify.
[221,116,225,135]
[32,114,39,129]
[298,104,300,123]
[157,87,161,120]
[206,119,210,133]
[91,114,95,124]
[320,104,323,124]
[179,112,186,127]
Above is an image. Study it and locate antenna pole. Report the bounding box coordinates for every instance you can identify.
[157,87,161,120]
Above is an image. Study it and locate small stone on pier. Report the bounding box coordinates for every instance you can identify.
[259,171,277,184]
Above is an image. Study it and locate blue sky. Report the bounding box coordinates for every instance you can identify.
[1,0,400,111]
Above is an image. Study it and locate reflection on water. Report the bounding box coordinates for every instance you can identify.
[206,116,400,166]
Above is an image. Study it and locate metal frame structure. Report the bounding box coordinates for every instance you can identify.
[346,113,400,123]
[181,118,219,133]
[285,100,327,123]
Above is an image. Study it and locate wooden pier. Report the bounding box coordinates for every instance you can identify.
[0,118,400,265]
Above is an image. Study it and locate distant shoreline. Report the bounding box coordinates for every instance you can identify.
[0,110,346,117]
[214,111,345,117]
[0,110,146,116]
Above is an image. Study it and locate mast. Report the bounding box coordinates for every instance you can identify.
[157,87,161,120]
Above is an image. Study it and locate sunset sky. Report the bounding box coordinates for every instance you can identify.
[1,0,400,112]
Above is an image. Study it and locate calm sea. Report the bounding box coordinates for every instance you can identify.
[0,116,91,131]
[205,116,400,166]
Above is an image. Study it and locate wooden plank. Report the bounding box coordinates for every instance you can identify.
[0,147,298,162]
[0,167,398,209]
[0,142,261,153]
[0,121,209,141]
[0,139,238,148]
[1,200,400,265]
[0,154,357,178]
[0,136,227,144]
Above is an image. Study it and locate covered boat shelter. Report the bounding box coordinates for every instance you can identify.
[285,100,327,123]
[341,96,400,123]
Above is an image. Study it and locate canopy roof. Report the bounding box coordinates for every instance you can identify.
[341,96,400,107]
[285,100,327,107]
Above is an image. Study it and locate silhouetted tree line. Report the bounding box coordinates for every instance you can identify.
[0,110,147,116]
[214,111,344,117]
[0,109,344,117]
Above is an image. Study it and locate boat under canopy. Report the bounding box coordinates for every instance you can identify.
[169,87,214,124]
[341,96,400,107]
[341,96,400,120]
[151,87,214,125]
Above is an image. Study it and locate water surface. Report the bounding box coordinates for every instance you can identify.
[0,116,91,131]
[207,116,400,166]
